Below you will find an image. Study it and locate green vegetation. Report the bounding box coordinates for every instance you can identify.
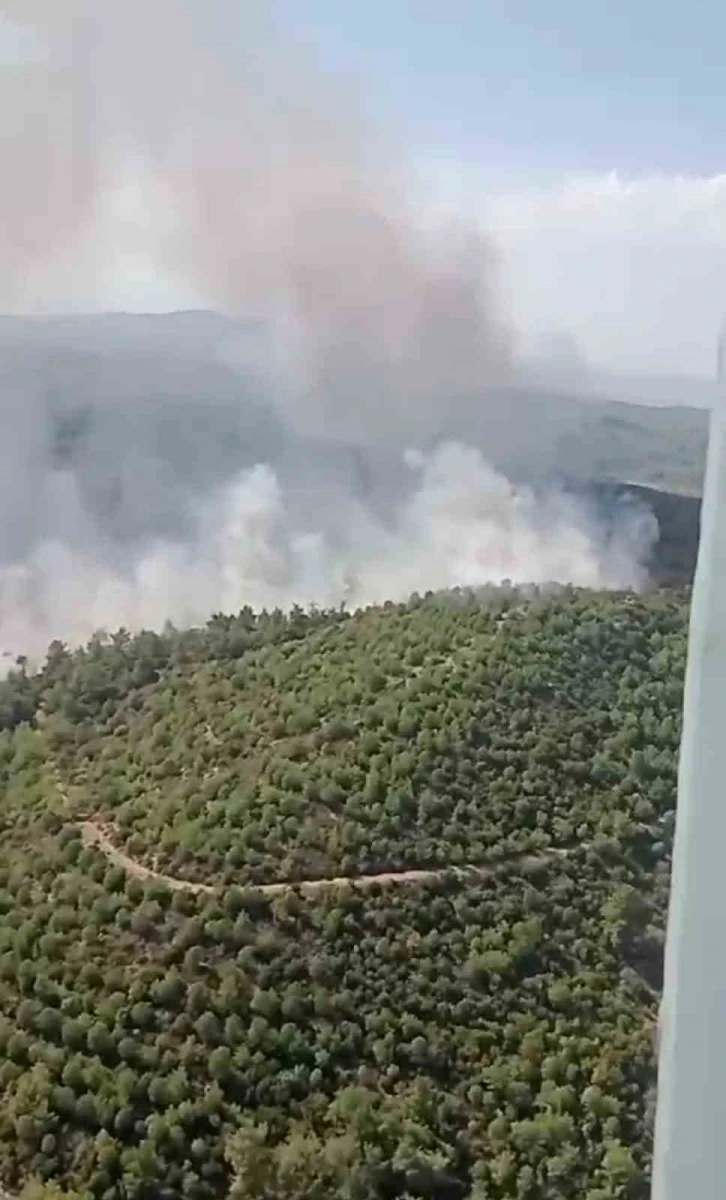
[556,399,706,497]
[590,483,700,587]
[0,586,685,1198]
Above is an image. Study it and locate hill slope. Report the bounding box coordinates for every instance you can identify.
[0,587,685,1198]
[0,311,710,501]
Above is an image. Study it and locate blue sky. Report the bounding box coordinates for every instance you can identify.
[275,0,726,178]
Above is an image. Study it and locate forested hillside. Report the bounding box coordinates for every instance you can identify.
[0,585,685,1199]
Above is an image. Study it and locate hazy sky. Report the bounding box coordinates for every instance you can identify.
[5,0,726,378]
[278,2,726,173]
[273,0,726,379]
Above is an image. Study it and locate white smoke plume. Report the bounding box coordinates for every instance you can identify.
[0,0,513,428]
[0,2,659,664]
[0,443,657,664]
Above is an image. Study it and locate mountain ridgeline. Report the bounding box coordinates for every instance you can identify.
[0,312,708,566]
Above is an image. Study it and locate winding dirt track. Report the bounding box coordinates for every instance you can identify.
[80,819,567,897]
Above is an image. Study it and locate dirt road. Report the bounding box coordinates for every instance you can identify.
[80,819,564,897]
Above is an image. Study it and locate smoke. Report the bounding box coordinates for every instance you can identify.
[0,436,657,664]
[0,2,659,663]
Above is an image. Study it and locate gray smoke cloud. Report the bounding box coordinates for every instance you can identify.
[0,1,658,663]
[0,438,657,664]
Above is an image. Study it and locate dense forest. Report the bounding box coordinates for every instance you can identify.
[0,584,686,1198]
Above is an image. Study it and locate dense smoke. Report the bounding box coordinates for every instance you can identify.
[0,1,658,662]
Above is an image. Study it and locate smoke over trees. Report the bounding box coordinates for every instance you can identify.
[0,2,658,660]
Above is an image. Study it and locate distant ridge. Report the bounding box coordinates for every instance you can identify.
[0,310,717,409]
[0,310,710,500]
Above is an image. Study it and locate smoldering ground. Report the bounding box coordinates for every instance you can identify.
[0,3,658,661]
